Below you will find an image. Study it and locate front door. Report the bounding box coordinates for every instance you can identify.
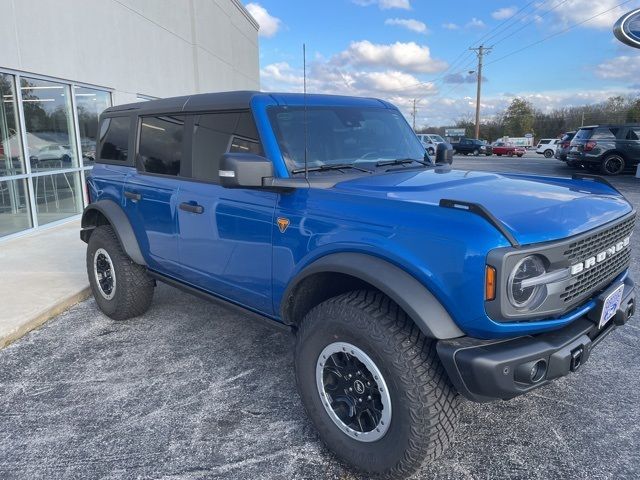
[176,111,276,314]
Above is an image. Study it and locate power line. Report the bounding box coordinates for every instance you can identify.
[486,0,635,67]
[490,0,571,48]
[381,0,539,95]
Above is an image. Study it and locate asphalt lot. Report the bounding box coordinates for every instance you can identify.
[1,154,639,480]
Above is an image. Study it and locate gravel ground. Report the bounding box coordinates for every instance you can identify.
[0,155,639,480]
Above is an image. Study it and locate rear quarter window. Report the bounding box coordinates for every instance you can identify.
[573,129,593,140]
[98,116,130,162]
[592,127,618,140]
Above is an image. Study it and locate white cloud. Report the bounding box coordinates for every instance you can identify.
[548,0,630,29]
[259,57,638,127]
[245,3,281,38]
[442,22,460,30]
[384,18,428,34]
[492,6,517,20]
[352,0,411,10]
[595,55,640,80]
[466,17,486,28]
[334,40,447,73]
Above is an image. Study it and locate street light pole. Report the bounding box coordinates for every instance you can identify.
[470,45,491,139]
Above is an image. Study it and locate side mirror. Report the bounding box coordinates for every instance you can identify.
[219,153,274,188]
[435,142,453,165]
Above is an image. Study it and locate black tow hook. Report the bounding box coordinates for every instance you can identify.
[570,346,584,372]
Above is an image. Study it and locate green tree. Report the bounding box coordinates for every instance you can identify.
[503,98,535,137]
[626,99,640,122]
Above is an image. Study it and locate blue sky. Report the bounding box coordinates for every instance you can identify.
[244,0,640,127]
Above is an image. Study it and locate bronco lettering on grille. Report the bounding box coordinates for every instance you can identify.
[570,236,631,275]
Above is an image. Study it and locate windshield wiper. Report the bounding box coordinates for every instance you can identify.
[291,163,372,174]
[375,158,432,168]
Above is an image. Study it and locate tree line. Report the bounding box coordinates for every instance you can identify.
[418,96,640,142]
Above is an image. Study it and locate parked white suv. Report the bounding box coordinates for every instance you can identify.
[416,134,436,155]
[416,134,446,156]
[536,139,560,158]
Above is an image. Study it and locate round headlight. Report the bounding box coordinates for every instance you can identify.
[508,255,546,309]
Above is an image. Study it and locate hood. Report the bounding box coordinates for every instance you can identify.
[333,168,633,245]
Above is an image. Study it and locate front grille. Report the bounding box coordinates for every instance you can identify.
[560,214,635,303]
[561,248,631,302]
[563,215,635,261]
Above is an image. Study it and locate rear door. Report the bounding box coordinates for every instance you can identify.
[619,126,640,162]
[123,115,186,275]
[175,111,276,314]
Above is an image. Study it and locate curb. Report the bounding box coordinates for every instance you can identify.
[0,286,92,350]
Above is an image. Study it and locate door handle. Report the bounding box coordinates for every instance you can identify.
[179,202,204,214]
[124,191,141,202]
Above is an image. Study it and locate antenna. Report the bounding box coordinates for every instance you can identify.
[303,43,308,179]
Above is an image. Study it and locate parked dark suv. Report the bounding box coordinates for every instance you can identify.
[554,131,576,162]
[567,124,640,175]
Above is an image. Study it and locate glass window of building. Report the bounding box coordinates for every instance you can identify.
[1,73,25,177]
[21,77,79,172]
[1,73,32,237]
[75,86,111,167]
[0,179,32,237]
[33,171,82,226]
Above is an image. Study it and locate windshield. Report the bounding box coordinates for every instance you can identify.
[267,106,426,173]
[429,135,444,143]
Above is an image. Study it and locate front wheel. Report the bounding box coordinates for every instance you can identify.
[87,225,155,320]
[295,291,459,478]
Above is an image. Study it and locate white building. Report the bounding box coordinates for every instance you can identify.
[0,0,260,239]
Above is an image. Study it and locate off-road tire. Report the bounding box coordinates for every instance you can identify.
[600,154,625,176]
[87,225,154,320]
[295,290,460,478]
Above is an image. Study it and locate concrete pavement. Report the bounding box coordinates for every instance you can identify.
[0,220,90,348]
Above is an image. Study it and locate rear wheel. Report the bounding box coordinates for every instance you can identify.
[295,291,459,478]
[87,225,155,320]
[473,149,479,156]
[600,154,625,175]
[544,149,554,158]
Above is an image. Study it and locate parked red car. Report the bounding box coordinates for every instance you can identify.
[492,141,517,156]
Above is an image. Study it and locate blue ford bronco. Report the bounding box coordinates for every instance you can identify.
[81,91,635,478]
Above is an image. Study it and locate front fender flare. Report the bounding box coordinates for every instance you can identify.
[283,252,464,340]
[80,199,146,265]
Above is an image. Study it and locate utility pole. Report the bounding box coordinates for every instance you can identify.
[411,98,417,131]
[470,45,491,139]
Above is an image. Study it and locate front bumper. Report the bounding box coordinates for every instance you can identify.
[437,276,635,402]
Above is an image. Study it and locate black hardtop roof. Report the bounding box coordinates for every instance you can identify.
[104,90,261,115]
[102,90,395,117]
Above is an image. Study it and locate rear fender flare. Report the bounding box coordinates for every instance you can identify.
[81,199,146,265]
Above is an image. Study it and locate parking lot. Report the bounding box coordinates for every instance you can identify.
[1,155,639,480]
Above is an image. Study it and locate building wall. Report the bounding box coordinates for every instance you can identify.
[0,0,259,240]
[0,0,260,104]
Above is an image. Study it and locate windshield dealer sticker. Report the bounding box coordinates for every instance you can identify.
[277,217,290,233]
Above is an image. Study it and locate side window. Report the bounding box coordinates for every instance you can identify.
[138,116,185,176]
[592,128,616,140]
[190,111,263,183]
[191,112,239,183]
[98,116,130,162]
[627,128,640,141]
